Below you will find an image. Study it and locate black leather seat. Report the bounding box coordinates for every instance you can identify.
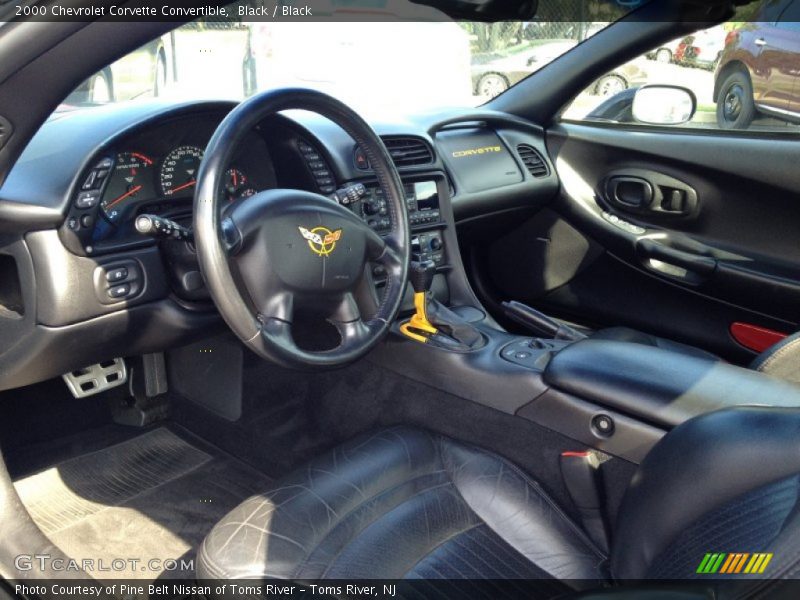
[198,410,800,589]
[592,326,800,384]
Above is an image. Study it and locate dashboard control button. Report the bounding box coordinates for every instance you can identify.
[81,171,97,190]
[93,260,142,304]
[80,214,94,228]
[67,217,80,231]
[95,157,114,169]
[106,267,128,283]
[429,237,443,251]
[354,147,369,170]
[75,191,100,209]
[108,284,131,299]
[182,271,204,292]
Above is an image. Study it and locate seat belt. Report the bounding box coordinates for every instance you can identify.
[560,450,610,553]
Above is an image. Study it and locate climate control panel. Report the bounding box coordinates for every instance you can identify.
[412,231,445,266]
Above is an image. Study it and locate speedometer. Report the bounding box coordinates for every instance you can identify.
[159,145,204,197]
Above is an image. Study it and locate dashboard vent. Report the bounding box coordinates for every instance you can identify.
[516,144,549,178]
[356,136,434,169]
[383,137,434,167]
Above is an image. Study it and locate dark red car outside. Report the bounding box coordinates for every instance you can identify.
[714,0,800,128]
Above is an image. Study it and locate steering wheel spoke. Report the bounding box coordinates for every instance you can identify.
[374,240,404,272]
[328,293,378,352]
[259,290,294,324]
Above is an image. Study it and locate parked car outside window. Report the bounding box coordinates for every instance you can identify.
[715,0,800,128]
[564,0,800,133]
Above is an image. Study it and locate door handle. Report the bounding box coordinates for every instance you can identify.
[605,176,653,209]
[755,38,767,47]
[604,171,698,217]
[636,238,716,282]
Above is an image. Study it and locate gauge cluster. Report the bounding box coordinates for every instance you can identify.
[65,113,281,250]
[59,111,346,257]
[99,144,262,226]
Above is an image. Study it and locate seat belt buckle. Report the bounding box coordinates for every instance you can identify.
[560,450,609,553]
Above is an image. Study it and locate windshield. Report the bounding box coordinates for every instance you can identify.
[60,0,639,116]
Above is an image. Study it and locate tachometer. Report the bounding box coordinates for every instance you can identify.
[159,145,204,197]
[224,168,257,203]
[100,152,154,223]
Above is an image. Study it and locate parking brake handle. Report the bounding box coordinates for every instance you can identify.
[502,300,587,341]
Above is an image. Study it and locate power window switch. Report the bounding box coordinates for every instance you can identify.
[108,284,131,299]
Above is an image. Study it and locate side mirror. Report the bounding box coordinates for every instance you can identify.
[632,85,697,125]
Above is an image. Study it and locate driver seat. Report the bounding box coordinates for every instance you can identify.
[197,410,800,590]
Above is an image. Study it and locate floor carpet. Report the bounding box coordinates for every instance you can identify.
[14,427,272,580]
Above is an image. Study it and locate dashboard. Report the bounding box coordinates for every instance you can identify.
[0,99,559,391]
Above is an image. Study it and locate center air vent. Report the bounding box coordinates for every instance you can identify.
[516,144,549,178]
[355,136,434,169]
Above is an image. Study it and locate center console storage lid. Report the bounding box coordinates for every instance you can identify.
[543,339,800,429]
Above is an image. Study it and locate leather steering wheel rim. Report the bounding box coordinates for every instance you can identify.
[193,88,410,369]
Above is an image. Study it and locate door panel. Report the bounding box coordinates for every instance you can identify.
[474,122,800,363]
[753,24,798,111]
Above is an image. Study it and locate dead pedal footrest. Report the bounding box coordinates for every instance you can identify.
[62,358,127,398]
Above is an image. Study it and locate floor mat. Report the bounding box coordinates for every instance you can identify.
[14,427,272,580]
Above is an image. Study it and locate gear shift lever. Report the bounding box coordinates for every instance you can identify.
[399,259,485,350]
[399,259,438,342]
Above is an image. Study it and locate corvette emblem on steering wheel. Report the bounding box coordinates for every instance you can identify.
[298,226,343,257]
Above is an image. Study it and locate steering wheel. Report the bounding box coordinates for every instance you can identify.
[193,89,410,369]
